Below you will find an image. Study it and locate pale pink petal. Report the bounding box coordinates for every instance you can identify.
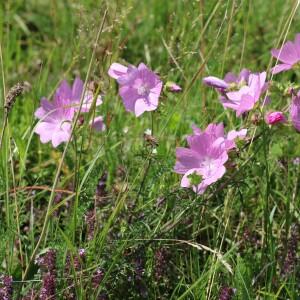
[108,63,128,80]
[134,98,147,117]
[271,63,292,74]
[72,77,84,101]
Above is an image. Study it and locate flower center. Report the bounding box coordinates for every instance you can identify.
[137,84,150,96]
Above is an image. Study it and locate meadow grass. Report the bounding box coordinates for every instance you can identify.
[1,0,300,299]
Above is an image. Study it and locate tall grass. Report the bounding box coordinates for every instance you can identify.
[0,0,300,299]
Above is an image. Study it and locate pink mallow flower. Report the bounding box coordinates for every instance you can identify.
[290,91,300,132]
[271,34,300,74]
[190,123,247,151]
[35,82,75,147]
[265,111,286,125]
[67,77,103,112]
[174,123,246,194]
[108,62,162,117]
[203,70,267,116]
[224,72,267,116]
[35,78,103,147]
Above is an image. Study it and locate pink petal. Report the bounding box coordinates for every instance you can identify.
[271,41,298,64]
[134,98,147,117]
[119,86,138,112]
[72,77,84,101]
[35,122,56,144]
[271,63,292,74]
[108,63,128,80]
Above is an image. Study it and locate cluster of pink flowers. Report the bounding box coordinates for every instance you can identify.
[174,33,300,195]
[34,33,300,195]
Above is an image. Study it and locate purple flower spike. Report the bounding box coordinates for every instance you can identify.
[108,62,163,117]
[271,34,300,74]
[290,91,300,132]
[203,76,229,90]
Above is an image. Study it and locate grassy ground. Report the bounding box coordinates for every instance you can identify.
[1,0,300,299]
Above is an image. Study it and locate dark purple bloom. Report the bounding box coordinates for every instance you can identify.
[40,273,55,300]
[0,275,13,300]
[219,286,236,300]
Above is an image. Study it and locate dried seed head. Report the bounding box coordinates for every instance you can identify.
[4,81,31,113]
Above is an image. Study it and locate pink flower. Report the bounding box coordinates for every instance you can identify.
[166,82,182,93]
[224,72,267,116]
[203,69,250,91]
[174,123,247,194]
[90,116,105,131]
[190,123,247,151]
[265,111,286,125]
[290,91,300,132]
[34,77,103,147]
[108,62,162,117]
[174,132,228,194]
[271,34,300,74]
[203,70,267,116]
[202,76,229,90]
[35,81,75,147]
[69,77,103,112]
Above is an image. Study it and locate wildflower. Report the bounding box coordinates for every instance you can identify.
[203,70,267,116]
[35,78,102,147]
[203,69,250,91]
[290,91,300,132]
[271,34,300,74]
[92,268,105,289]
[37,249,56,300]
[108,62,162,117]
[293,157,300,165]
[40,273,55,300]
[265,111,286,125]
[190,123,247,151]
[64,77,103,112]
[175,123,246,194]
[174,132,228,194]
[218,286,236,300]
[0,274,13,300]
[203,76,229,90]
[166,81,182,93]
[90,116,105,131]
[224,72,267,116]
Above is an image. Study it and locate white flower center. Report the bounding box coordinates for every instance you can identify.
[137,84,150,96]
